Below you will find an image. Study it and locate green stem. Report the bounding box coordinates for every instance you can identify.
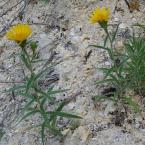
[19,41,33,74]
[103,27,113,48]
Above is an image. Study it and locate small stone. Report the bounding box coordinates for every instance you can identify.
[78,126,91,142]
[38,33,54,48]
[119,23,127,30]
[67,102,76,110]
[62,128,71,135]
[115,39,124,53]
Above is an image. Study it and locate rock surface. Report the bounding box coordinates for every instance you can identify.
[1,0,145,145]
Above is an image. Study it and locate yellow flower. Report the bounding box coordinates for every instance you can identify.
[89,7,110,24]
[6,24,32,42]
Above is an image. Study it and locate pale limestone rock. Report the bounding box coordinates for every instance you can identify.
[78,126,91,142]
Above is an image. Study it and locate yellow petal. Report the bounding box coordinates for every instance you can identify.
[89,6,110,24]
[6,24,32,42]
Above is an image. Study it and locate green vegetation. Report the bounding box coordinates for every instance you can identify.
[4,37,81,145]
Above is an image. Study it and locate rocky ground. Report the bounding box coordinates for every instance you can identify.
[1,0,145,145]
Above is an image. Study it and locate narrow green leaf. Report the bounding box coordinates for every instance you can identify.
[48,89,69,95]
[31,59,48,63]
[112,23,120,42]
[49,100,70,124]
[90,45,114,59]
[109,74,119,84]
[48,125,62,136]
[20,53,32,71]
[98,67,116,79]
[35,66,53,80]
[26,74,36,92]
[2,85,26,93]
[56,101,70,112]
[41,122,45,145]
[133,23,145,30]
[123,96,140,113]
[23,99,35,111]
[40,97,47,109]
[16,92,35,99]
[90,45,111,51]
[17,110,40,124]
[47,111,82,119]
[96,79,114,84]
[35,89,54,101]
[17,99,36,121]
[104,35,109,47]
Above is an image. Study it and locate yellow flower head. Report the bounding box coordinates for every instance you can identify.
[89,6,110,24]
[6,24,32,42]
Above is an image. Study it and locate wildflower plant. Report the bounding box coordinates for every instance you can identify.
[124,34,145,95]
[90,7,140,113]
[5,24,81,144]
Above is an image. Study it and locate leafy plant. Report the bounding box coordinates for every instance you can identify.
[89,5,145,114]
[92,23,127,101]
[91,21,141,112]
[5,24,81,145]
[124,34,145,95]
